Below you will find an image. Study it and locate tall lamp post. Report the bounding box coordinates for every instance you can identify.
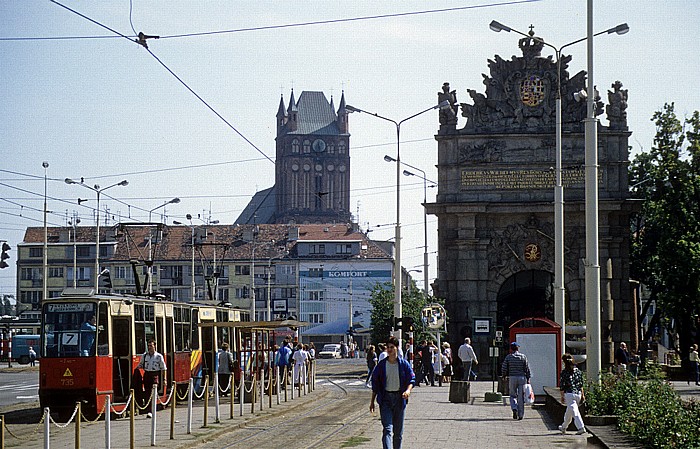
[345,100,449,343]
[65,178,129,291]
[146,198,180,294]
[401,164,437,301]
[42,162,49,301]
[489,20,629,361]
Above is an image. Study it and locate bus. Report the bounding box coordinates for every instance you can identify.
[12,334,40,364]
[39,289,247,417]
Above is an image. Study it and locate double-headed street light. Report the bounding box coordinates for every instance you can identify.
[490,19,628,378]
[346,100,449,343]
[65,178,129,291]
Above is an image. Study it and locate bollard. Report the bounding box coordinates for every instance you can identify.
[214,372,220,423]
[276,366,281,406]
[75,402,81,449]
[239,375,244,417]
[105,395,111,449]
[186,378,193,435]
[259,368,264,411]
[1,414,5,449]
[43,407,50,449]
[129,390,135,449]
[284,366,288,402]
[229,375,234,420]
[150,385,157,446]
[202,375,209,428]
[250,376,256,414]
[268,368,273,409]
[170,382,176,440]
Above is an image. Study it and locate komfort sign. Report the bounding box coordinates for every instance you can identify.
[327,271,369,277]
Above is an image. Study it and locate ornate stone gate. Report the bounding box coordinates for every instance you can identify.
[427,28,636,371]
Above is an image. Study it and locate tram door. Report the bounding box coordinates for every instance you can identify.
[112,317,132,402]
[201,324,215,383]
[156,316,165,395]
[165,316,174,388]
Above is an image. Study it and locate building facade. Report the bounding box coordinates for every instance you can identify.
[236,90,352,225]
[427,29,636,370]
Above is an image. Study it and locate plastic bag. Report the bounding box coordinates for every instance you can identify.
[523,383,535,404]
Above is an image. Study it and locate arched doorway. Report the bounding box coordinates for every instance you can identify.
[497,270,554,331]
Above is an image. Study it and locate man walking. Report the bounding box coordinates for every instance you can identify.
[137,339,167,417]
[370,336,415,449]
[501,341,531,420]
[457,337,478,381]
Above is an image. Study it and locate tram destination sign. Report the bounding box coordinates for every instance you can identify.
[47,303,93,312]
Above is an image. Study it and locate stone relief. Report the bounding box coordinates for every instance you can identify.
[442,27,609,135]
[458,141,505,163]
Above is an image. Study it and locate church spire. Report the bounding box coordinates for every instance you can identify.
[337,91,349,134]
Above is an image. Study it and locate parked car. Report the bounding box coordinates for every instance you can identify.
[318,344,342,359]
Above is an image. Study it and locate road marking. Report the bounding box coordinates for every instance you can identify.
[16,395,39,399]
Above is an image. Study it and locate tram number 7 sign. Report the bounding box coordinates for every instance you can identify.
[62,332,78,345]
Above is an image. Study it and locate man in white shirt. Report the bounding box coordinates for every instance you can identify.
[292,343,308,384]
[137,340,167,415]
[457,338,478,381]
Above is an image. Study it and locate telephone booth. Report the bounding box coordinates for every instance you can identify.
[508,317,562,397]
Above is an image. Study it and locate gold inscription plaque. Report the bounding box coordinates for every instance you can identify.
[460,169,595,189]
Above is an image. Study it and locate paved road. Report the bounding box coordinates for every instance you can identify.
[0,368,39,408]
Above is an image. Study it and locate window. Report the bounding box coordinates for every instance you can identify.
[309,244,325,255]
[281,265,295,275]
[327,143,335,154]
[291,139,300,153]
[29,247,43,258]
[303,140,311,153]
[21,268,41,280]
[234,265,250,276]
[309,267,324,278]
[336,243,353,254]
[218,288,229,301]
[174,306,191,351]
[281,287,296,299]
[21,290,43,307]
[307,313,324,324]
[308,290,324,301]
[235,287,249,298]
[134,303,155,355]
[338,142,347,155]
[49,267,64,278]
[77,246,91,258]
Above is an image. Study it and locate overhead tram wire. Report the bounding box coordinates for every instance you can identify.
[4,0,542,42]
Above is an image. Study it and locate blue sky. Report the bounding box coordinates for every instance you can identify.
[1,1,699,297]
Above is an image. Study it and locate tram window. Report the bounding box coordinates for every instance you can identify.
[112,318,130,357]
[191,309,200,350]
[42,302,96,358]
[135,303,155,355]
[174,306,190,351]
[97,303,109,356]
[216,310,230,348]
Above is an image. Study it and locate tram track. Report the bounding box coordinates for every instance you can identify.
[203,376,373,449]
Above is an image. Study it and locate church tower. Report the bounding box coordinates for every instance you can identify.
[273,90,351,224]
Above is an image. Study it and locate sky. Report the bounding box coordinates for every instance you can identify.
[1,0,699,298]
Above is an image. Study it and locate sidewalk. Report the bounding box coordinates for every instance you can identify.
[356,381,594,449]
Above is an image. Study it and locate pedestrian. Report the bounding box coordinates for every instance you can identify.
[309,342,316,360]
[405,338,414,362]
[340,340,348,358]
[628,349,640,378]
[377,343,388,362]
[421,341,436,386]
[277,340,292,385]
[689,344,700,386]
[558,353,587,435]
[366,345,378,387]
[370,336,415,449]
[28,346,37,366]
[441,343,452,383]
[217,342,234,397]
[457,337,478,381]
[292,343,308,384]
[137,339,167,417]
[501,341,531,420]
[615,342,629,375]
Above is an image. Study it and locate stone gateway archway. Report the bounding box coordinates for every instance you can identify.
[427,28,637,374]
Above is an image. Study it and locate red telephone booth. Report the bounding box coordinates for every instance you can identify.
[508,317,562,397]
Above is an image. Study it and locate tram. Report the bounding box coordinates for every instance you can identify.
[38,288,248,417]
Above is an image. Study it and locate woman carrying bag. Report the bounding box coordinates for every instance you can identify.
[558,353,587,435]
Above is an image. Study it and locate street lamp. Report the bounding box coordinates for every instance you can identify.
[402,164,437,301]
[490,20,629,362]
[174,214,218,302]
[146,198,181,294]
[65,178,129,291]
[42,162,49,302]
[346,100,449,343]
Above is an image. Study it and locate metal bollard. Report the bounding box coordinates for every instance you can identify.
[129,390,135,449]
[170,382,176,440]
[229,375,234,420]
[105,395,111,449]
[150,385,157,446]
[187,378,193,435]
[202,375,209,428]
[259,368,264,411]
[214,372,220,423]
[239,374,244,417]
[75,402,81,449]
[43,407,50,449]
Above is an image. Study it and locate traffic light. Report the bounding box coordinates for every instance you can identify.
[0,242,10,269]
[393,317,403,331]
[404,316,415,332]
[99,268,112,290]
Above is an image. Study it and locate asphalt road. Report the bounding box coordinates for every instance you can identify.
[0,366,39,408]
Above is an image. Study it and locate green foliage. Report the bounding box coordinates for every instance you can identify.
[585,366,700,448]
[630,104,700,352]
[368,281,434,346]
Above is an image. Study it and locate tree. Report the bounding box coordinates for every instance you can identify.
[630,103,700,355]
[368,280,441,345]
